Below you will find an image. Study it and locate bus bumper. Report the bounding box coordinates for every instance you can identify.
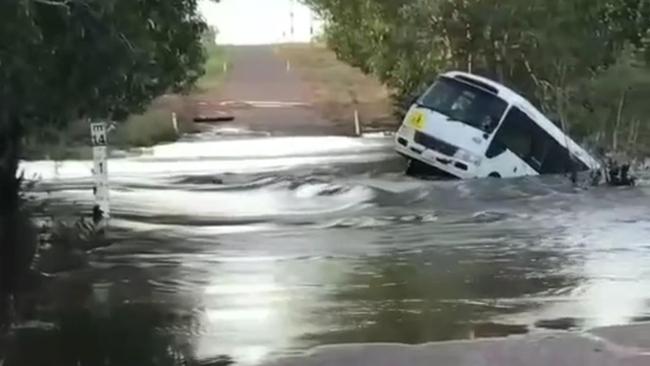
[395,128,478,179]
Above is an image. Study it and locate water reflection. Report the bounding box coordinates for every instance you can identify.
[3,281,233,366]
[300,227,581,345]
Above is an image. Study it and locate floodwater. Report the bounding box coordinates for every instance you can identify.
[7,129,650,366]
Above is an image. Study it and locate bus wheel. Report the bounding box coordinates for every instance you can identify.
[488,172,501,178]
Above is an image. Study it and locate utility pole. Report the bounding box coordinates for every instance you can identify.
[310,11,314,38]
[289,0,295,42]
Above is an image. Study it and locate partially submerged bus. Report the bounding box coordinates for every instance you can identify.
[395,71,601,179]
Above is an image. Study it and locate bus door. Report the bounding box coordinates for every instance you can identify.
[484,106,542,177]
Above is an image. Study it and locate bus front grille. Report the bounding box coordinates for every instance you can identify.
[414,132,459,157]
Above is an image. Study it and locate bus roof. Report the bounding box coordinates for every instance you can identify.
[442,71,601,169]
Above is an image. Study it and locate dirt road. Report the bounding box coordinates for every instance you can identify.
[196,45,353,136]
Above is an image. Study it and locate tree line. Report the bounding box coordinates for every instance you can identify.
[304,0,650,156]
[0,0,214,326]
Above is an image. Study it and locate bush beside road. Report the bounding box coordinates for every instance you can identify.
[22,47,230,160]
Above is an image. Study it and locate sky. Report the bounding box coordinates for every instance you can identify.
[199,0,323,45]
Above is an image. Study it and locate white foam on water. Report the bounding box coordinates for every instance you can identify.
[21,153,395,183]
[108,218,279,236]
[147,136,391,160]
[20,136,396,183]
[42,181,376,221]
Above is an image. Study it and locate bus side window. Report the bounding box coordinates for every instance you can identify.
[490,106,590,173]
[487,107,534,160]
[541,143,589,174]
[541,143,571,174]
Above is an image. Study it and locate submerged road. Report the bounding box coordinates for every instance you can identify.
[7,46,650,366]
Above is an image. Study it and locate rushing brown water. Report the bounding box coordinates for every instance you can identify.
[7,129,650,366]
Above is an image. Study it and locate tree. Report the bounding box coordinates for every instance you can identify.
[0,0,212,325]
[303,0,650,146]
[201,25,219,50]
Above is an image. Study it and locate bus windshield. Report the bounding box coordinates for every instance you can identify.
[418,76,507,134]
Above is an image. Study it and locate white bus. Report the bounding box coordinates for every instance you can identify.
[395,71,601,179]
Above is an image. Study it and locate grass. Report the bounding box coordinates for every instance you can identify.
[23,47,229,160]
[196,46,230,92]
[22,120,93,161]
[112,95,200,148]
[276,43,395,132]
[115,110,179,147]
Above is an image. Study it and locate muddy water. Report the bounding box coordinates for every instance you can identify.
[8,131,650,366]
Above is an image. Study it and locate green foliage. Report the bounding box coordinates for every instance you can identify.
[0,0,209,128]
[0,0,213,160]
[304,0,650,155]
[201,25,219,50]
[21,42,229,159]
[114,109,180,147]
[196,46,229,91]
[0,0,216,317]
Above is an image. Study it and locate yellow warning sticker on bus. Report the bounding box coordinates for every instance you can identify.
[409,110,426,130]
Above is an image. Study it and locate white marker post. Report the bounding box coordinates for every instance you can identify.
[171,112,179,135]
[354,109,361,136]
[90,122,110,227]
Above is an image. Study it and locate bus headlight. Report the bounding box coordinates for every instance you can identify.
[456,149,482,166]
